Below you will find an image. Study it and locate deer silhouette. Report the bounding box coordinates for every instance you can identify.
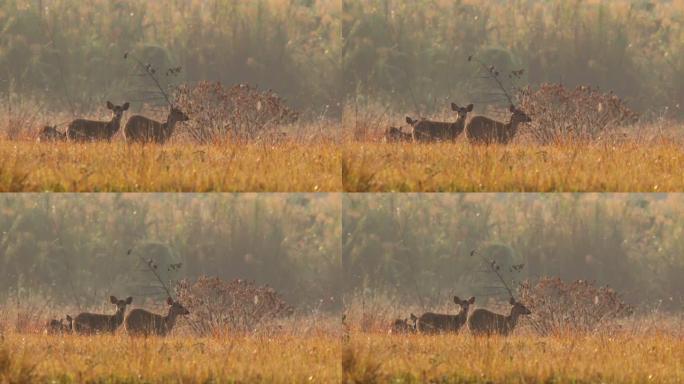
[66,102,129,142]
[125,297,190,337]
[407,103,473,142]
[73,296,132,335]
[468,297,531,336]
[416,296,475,334]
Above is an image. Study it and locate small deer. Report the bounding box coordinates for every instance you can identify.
[407,103,473,142]
[125,297,190,337]
[385,126,413,143]
[66,101,129,142]
[37,125,66,142]
[416,296,475,334]
[45,315,73,335]
[390,314,418,334]
[124,107,190,144]
[468,297,531,336]
[73,296,133,335]
[465,105,532,145]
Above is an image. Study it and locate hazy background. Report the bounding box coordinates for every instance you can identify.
[343,0,684,118]
[0,194,341,310]
[343,194,684,311]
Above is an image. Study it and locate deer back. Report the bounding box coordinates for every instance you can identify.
[73,312,122,334]
[467,308,512,336]
[124,115,166,144]
[465,116,509,144]
[125,308,167,336]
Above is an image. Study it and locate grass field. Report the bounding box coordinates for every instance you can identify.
[0,331,340,383]
[0,139,341,192]
[342,140,684,192]
[344,332,684,383]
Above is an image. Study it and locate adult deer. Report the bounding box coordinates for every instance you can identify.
[468,297,531,336]
[125,297,190,337]
[73,296,133,335]
[66,102,129,142]
[416,296,475,334]
[465,105,531,145]
[407,103,473,142]
[124,107,189,144]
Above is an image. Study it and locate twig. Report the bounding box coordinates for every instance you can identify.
[471,248,516,300]
[124,52,173,108]
[468,55,516,107]
[127,248,174,299]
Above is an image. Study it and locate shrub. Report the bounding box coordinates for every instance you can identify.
[517,83,639,144]
[518,277,633,335]
[175,276,293,336]
[174,82,299,143]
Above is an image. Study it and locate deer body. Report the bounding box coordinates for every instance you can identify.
[124,108,189,144]
[73,296,132,335]
[38,126,66,142]
[468,298,531,336]
[408,103,473,142]
[66,102,129,142]
[417,296,475,334]
[466,105,531,145]
[125,298,189,337]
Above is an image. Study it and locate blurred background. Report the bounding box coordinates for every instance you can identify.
[0,193,341,311]
[343,194,684,311]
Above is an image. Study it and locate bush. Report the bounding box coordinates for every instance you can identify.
[175,276,293,336]
[518,277,633,335]
[517,83,639,144]
[174,82,299,143]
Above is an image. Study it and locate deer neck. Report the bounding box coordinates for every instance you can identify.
[164,114,181,138]
[455,306,468,323]
[505,309,520,329]
[107,114,123,136]
[164,310,179,331]
[111,307,125,326]
[506,117,522,138]
[450,116,467,135]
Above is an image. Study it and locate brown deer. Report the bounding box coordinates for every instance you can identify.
[390,314,418,334]
[416,296,475,334]
[37,125,66,142]
[124,297,190,337]
[468,297,531,336]
[124,107,189,144]
[407,103,473,142]
[465,105,532,145]
[385,126,413,143]
[66,101,129,142]
[45,315,73,335]
[73,296,133,335]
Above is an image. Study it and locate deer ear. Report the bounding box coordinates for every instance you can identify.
[468,296,476,304]
[410,313,418,321]
[107,101,114,110]
[110,296,118,304]
[406,116,413,125]
[166,297,174,305]
[451,102,459,111]
[466,104,474,112]
[509,105,516,112]
[453,296,460,304]
[122,102,130,111]
[66,315,72,321]
[126,296,133,304]
[509,297,516,305]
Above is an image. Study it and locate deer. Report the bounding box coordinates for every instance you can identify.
[124,107,190,144]
[465,105,532,145]
[406,103,473,142]
[389,314,418,334]
[73,296,133,335]
[385,126,413,143]
[45,315,73,335]
[66,101,129,142]
[415,296,475,334]
[37,125,66,142]
[124,297,190,337]
[468,297,531,336]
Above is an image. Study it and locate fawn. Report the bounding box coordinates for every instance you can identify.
[467,297,531,336]
[38,125,66,142]
[465,105,531,145]
[73,296,133,335]
[124,297,190,337]
[385,126,413,143]
[124,107,189,144]
[416,296,475,334]
[45,315,73,335]
[390,314,418,334]
[407,103,473,142]
[66,101,129,142]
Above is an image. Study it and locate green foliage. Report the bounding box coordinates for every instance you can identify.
[343,194,684,310]
[0,194,341,309]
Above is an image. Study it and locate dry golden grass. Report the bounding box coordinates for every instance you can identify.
[344,332,684,384]
[0,139,341,192]
[0,331,340,383]
[342,140,684,192]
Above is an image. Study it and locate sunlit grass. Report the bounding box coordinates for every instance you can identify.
[0,331,340,383]
[0,139,341,192]
[344,332,684,384]
[342,140,684,192]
